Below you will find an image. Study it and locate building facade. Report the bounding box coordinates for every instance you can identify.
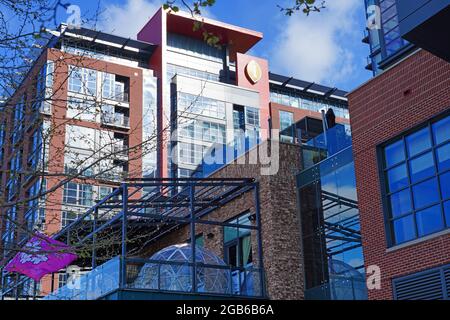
[350,0,450,300]
[0,7,351,299]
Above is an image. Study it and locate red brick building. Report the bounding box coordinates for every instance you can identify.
[348,49,450,299]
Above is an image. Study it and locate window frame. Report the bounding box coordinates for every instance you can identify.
[378,110,450,247]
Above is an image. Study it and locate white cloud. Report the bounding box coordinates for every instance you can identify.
[99,0,162,39]
[271,0,363,86]
[99,0,216,39]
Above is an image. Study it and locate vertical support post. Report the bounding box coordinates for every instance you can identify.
[120,183,128,289]
[189,184,196,293]
[253,182,265,297]
[33,280,37,300]
[14,273,19,300]
[92,207,98,269]
[0,267,4,300]
[51,272,55,293]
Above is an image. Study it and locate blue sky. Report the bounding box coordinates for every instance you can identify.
[53,0,371,91]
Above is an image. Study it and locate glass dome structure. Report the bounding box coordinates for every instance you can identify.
[133,243,230,294]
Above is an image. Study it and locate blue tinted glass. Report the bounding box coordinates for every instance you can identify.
[393,215,416,244]
[387,164,408,192]
[432,116,450,145]
[412,178,439,210]
[384,140,405,167]
[409,152,435,183]
[444,200,450,227]
[406,127,432,157]
[440,171,450,200]
[436,143,450,172]
[390,189,412,218]
[415,205,444,237]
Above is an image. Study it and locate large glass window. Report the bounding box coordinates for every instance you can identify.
[68,66,97,95]
[279,111,294,143]
[224,212,254,296]
[177,92,226,120]
[67,97,97,122]
[63,183,93,207]
[381,114,450,246]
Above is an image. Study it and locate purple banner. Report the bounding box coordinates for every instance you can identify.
[5,233,77,281]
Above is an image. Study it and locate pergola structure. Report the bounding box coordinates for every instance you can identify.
[1,178,266,300]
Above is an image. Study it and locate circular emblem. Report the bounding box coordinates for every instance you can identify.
[245,60,262,84]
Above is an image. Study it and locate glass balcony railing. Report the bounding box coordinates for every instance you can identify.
[305,124,352,157]
[44,257,120,300]
[304,275,368,300]
[101,113,130,128]
[112,143,128,159]
[44,257,264,300]
[103,92,129,103]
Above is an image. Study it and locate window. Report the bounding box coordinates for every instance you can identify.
[245,107,259,127]
[381,114,450,246]
[224,212,254,295]
[63,183,93,207]
[68,66,97,95]
[279,111,294,143]
[177,92,226,120]
[167,64,219,82]
[178,142,205,165]
[67,97,97,122]
[61,210,87,228]
[167,33,224,62]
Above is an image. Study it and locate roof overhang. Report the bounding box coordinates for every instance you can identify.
[166,10,263,61]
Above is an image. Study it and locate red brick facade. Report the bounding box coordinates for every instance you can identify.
[348,50,450,300]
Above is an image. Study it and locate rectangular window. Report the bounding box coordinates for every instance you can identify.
[381,114,450,246]
[177,92,226,120]
[68,66,97,95]
[63,183,93,207]
[279,111,294,143]
[67,97,97,122]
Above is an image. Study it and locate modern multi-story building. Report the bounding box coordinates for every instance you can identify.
[0,7,352,299]
[350,0,450,299]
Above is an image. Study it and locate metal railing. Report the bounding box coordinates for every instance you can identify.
[101,113,130,128]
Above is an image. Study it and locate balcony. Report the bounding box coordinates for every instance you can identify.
[44,256,263,300]
[36,178,266,300]
[39,102,52,115]
[101,113,130,129]
[112,143,128,160]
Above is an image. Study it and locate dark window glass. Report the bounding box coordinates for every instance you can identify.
[436,143,450,172]
[444,200,450,227]
[440,171,450,200]
[409,152,435,183]
[390,189,412,218]
[432,116,450,145]
[393,215,416,244]
[412,178,439,210]
[382,115,450,246]
[384,139,405,167]
[387,164,408,192]
[415,205,444,237]
[406,127,432,157]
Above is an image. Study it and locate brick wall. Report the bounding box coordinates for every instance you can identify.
[348,50,450,300]
[140,141,305,299]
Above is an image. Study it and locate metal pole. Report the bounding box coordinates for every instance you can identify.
[189,184,196,293]
[14,273,19,300]
[51,272,55,293]
[92,208,98,269]
[0,268,4,300]
[33,280,37,300]
[253,182,265,297]
[120,183,128,289]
